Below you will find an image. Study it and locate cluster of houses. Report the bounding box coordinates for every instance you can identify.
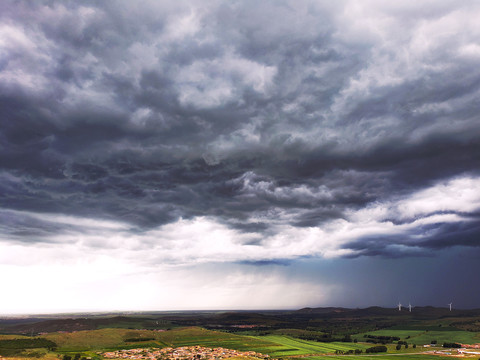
[424,346,480,357]
[102,346,270,360]
[457,349,480,355]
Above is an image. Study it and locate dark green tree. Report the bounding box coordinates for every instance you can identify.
[366,345,387,353]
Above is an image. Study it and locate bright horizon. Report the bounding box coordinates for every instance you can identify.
[0,304,469,317]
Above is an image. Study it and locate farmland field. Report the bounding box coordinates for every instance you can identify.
[42,327,371,356]
[353,329,480,345]
[42,328,156,351]
[3,327,476,359]
[155,327,277,352]
[250,335,370,356]
[305,355,453,360]
[2,307,480,360]
[40,327,278,352]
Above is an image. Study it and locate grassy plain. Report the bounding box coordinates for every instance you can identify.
[4,354,60,360]
[35,327,277,352]
[0,335,31,340]
[0,328,390,357]
[42,328,156,351]
[352,329,480,345]
[250,335,369,356]
[1,312,479,360]
[154,327,276,351]
[305,355,453,360]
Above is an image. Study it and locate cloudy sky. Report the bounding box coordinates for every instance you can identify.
[1,0,480,314]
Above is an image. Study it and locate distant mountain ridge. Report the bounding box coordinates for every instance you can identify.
[296,307,349,314]
[296,306,480,317]
[0,316,159,334]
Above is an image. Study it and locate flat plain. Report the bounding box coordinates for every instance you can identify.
[1,307,480,360]
[352,329,480,345]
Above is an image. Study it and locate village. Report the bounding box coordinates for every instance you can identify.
[102,346,271,360]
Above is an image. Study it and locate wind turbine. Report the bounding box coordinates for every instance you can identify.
[398,302,402,311]
[408,303,412,312]
[448,303,452,311]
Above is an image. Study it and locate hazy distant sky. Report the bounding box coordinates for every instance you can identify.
[1,0,480,314]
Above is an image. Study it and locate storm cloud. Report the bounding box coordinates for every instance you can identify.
[1,0,480,312]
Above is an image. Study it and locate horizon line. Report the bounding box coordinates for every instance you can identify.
[1,305,476,317]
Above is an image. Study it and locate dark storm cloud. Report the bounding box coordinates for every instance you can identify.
[0,210,69,243]
[1,0,480,257]
[290,249,480,309]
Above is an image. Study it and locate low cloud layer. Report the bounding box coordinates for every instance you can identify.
[1,0,480,312]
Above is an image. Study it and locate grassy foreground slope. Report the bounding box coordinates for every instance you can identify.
[40,327,277,352]
[42,328,150,351]
[0,325,476,360]
[4,354,60,360]
[154,327,276,351]
[26,327,373,355]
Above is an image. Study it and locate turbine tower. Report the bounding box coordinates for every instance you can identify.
[448,303,452,311]
[408,303,412,312]
[398,302,402,311]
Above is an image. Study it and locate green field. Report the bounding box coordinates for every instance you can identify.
[42,328,152,351]
[0,326,478,360]
[43,328,421,357]
[353,328,480,345]
[2,327,381,356]
[409,330,480,345]
[305,355,453,360]
[155,327,277,352]
[37,327,277,353]
[249,335,370,356]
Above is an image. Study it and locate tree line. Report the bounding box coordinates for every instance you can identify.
[0,338,57,350]
[365,345,388,353]
[298,333,353,343]
[363,334,401,344]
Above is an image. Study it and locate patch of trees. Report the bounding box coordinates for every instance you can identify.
[365,345,388,353]
[63,354,88,360]
[443,342,462,348]
[395,341,413,350]
[335,349,363,354]
[204,325,270,334]
[298,334,352,343]
[0,338,57,350]
[0,348,46,357]
[363,334,400,344]
[0,338,57,357]
[64,354,87,360]
[0,349,24,357]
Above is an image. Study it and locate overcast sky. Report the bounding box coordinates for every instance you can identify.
[1,0,480,314]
